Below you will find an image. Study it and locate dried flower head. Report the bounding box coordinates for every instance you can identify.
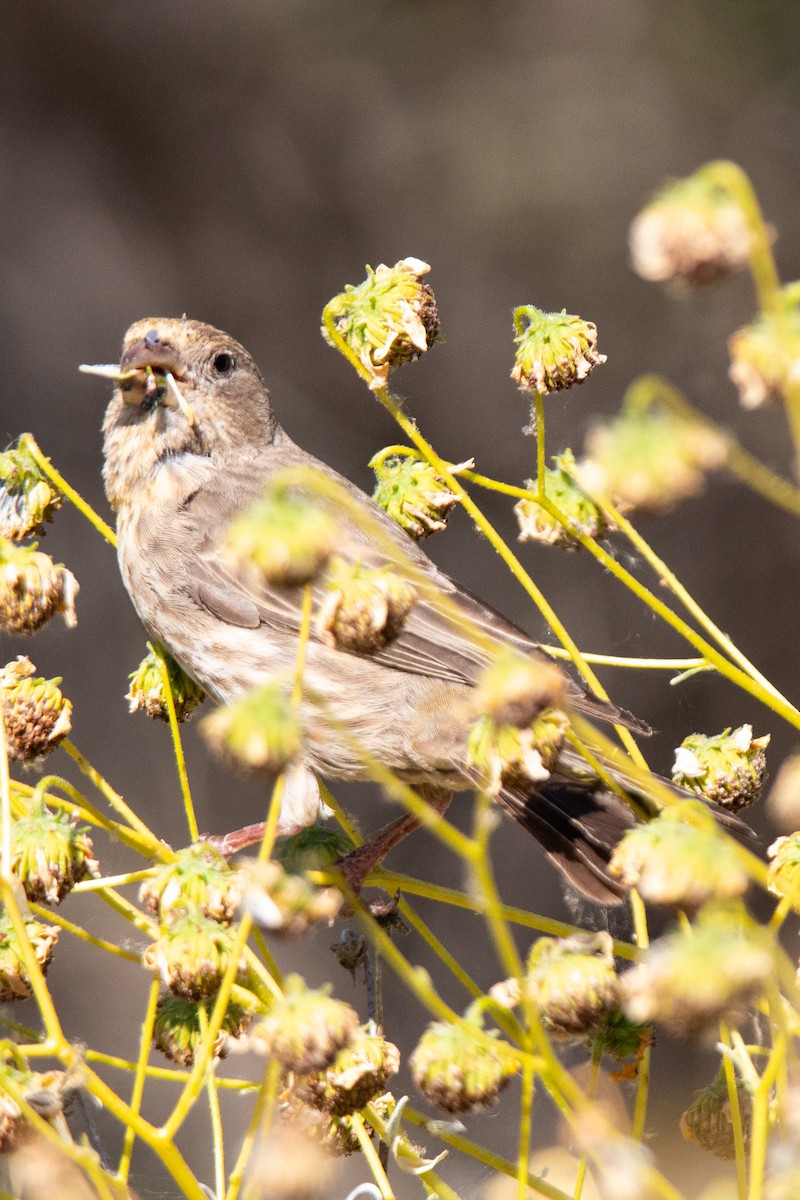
[323,258,440,391]
[127,645,205,722]
[248,975,359,1073]
[472,649,566,729]
[409,1015,519,1113]
[609,802,749,908]
[729,288,800,409]
[629,174,753,286]
[0,909,59,1001]
[467,708,568,795]
[296,1024,400,1116]
[371,451,465,539]
[201,679,302,775]
[223,488,338,589]
[11,804,97,904]
[672,724,769,812]
[525,933,620,1039]
[0,540,78,634]
[239,860,342,937]
[274,826,355,875]
[316,558,415,655]
[152,992,250,1067]
[140,842,241,925]
[621,910,772,1038]
[581,399,727,513]
[511,307,605,395]
[143,910,242,1001]
[515,450,611,549]
[0,444,63,542]
[680,1064,752,1160]
[0,658,72,765]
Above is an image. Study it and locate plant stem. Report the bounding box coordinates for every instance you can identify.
[19,434,117,546]
[153,644,198,843]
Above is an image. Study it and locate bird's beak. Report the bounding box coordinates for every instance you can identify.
[80,336,196,427]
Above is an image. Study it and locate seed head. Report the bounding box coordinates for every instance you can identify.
[409,1015,519,1113]
[511,307,605,395]
[609,801,749,909]
[0,540,78,634]
[323,258,440,391]
[467,708,568,795]
[729,288,800,409]
[248,975,359,1073]
[582,400,727,514]
[0,658,72,765]
[296,1024,400,1116]
[152,992,250,1067]
[515,450,611,549]
[621,910,772,1038]
[127,645,205,722]
[143,909,242,1001]
[672,724,769,812]
[140,842,241,925]
[223,488,338,589]
[473,650,567,729]
[629,174,753,287]
[239,859,342,937]
[0,909,59,1001]
[371,452,464,539]
[0,444,63,542]
[11,804,97,904]
[201,679,302,775]
[680,1064,752,1160]
[525,933,620,1039]
[316,558,415,655]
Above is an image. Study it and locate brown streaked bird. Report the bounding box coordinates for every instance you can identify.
[92,317,739,904]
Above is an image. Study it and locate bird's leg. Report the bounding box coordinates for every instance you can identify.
[203,820,309,858]
[336,786,453,896]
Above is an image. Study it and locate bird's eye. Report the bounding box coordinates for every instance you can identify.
[212,351,234,375]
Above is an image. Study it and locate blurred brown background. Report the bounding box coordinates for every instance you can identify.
[3,1,800,1195]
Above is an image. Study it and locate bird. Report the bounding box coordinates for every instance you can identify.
[89,316,739,905]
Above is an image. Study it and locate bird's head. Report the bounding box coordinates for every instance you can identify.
[87,317,278,509]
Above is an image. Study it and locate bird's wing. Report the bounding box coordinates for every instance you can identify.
[182,455,648,730]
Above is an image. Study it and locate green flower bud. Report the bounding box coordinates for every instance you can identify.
[629,173,753,286]
[728,286,800,409]
[297,1024,400,1116]
[409,1015,519,1113]
[680,1065,752,1160]
[323,258,440,391]
[0,909,59,1001]
[140,842,241,925]
[672,724,769,812]
[222,489,338,588]
[239,860,342,938]
[0,658,72,765]
[621,910,772,1038]
[127,645,205,722]
[511,307,605,395]
[515,450,610,549]
[609,802,749,908]
[11,804,97,904]
[250,975,359,1072]
[201,680,302,775]
[371,451,464,540]
[0,444,63,542]
[274,826,355,875]
[152,992,250,1067]
[591,1009,652,1066]
[467,708,567,795]
[317,558,415,655]
[473,649,567,728]
[582,399,727,514]
[0,540,78,634]
[525,933,620,1039]
[143,910,242,1001]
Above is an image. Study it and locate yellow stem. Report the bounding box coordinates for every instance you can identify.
[62,740,171,857]
[224,1059,281,1200]
[517,1057,536,1200]
[118,975,160,1181]
[153,643,198,842]
[19,434,117,545]
[28,902,140,963]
